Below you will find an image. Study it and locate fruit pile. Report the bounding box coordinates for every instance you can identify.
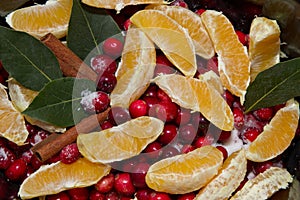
[0,0,300,200]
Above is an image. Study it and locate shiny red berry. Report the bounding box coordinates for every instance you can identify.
[244,127,261,142]
[149,192,171,200]
[253,107,274,122]
[97,73,117,93]
[177,192,196,200]
[95,173,114,193]
[89,189,105,200]
[158,124,178,145]
[100,120,113,130]
[135,188,152,200]
[47,191,70,200]
[0,146,16,170]
[144,141,162,159]
[218,131,231,142]
[109,107,131,125]
[80,91,110,114]
[233,107,245,129]
[114,173,135,196]
[102,37,124,58]
[178,123,197,143]
[90,54,117,75]
[130,162,150,188]
[235,30,248,45]
[59,143,81,164]
[67,187,89,200]
[149,101,178,122]
[129,99,149,118]
[5,158,27,181]
[123,19,132,31]
[195,9,206,15]
[175,108,191,126]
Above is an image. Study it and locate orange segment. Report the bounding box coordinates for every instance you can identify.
[145,145,223,194]
[130,10,197,77]
[77,116,164,163]
[195,149,247,200]
[249,17,280,81]
[110,28,156,108]
[246,99,299,162]
[6,0,72,38]
[153,74,234,131]
[199,70,224,94]
[230,167,293,200]
[149,5,214,59]
[201,10,250,103]
[0,83,28,145]
[82,0,167,12]
[18,158,111,199]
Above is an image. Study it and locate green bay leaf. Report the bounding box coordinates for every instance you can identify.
[0,26,62,91]
[67,0,122,60]
[22,77,96,127]
[244,57,300,112]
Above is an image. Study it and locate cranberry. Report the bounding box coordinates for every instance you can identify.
[149,192,171,200]
[216,146,228,160]
[5,158,27,181]
[109,107,131,125]
[254,161,273,174]
[181,144,195,154]
[21,149,34,163]
[105,191,119,200]
[149,101,178,122]
[59,143,81,164]
[243,127,261,142]
[30,154,43,170]
[26,123,38,135]
[81,91,110,114]
[90,54,117,75]
[97,73,117,93]
[0,146,16,170]
[95,173,114,193]
[193,135,214,148]
[67,187,89,200]
[253,107,274,122]
[177,192,196,200]
[233,107,245,129]
[100,120,113,130]
[129,99,149,118]
[222,90,235,107]
[175,108,191,126]
[144,141,162,159]
[156,54,173,67]
[154,65,177,77]
[143,84,158,98]
[131,162,150,188]
[29,130,49,146]
[114,173,135,196]
[218,130,231,142]
[157,88,172,102]
[170,0,188,8]
[160,146,180,159]
[143,96,159,109]
[47,191,70,200]
[102,37,124,58]
[191,112,209,134]
[123,19,132,31]
[89,189,105,200]
[135,188,152,200]
[178,124,197,143]
[195,8,206,15]
[158,124,178,145]
[235,30,248,46]
[206,56,218,75]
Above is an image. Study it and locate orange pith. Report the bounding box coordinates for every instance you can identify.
[130,9,197,77]
[201,10,250,103]
[145,146,223,194]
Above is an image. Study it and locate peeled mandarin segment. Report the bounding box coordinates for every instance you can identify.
[153,74,234,131]
[6,0,72,39]
[149,5,214,59]
[195,149,247,200]
[82,0,167,12]
[146,145,223,194]
[18,158,111,199]
[0,83,28,145]
[246,99,299,162]
[230,167,293,200]
[111,28,156,108]
[249,17,281,81]
[198,70,223,94]
[77,116,164,164]
[130,10,197,77]
[7,79,66,133]
[201,10,250,103]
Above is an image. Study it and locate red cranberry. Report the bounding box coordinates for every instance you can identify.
[30,154,43,170]
[95,173,114,193]
[100,120,113,130]
[154,65,177,77]
[26,123,38,135]
[144,141,162,159]
[81,91,110,114]
[243,127,261,142]
[143,96,159,109]
[90,54,117,75]
[233,107,245,129]
[47,191,70,200]
[191,112,209,134]
[149,192,171,200]
[216,146,228,160]
[29,130,49,146]
[160,146,180,159]
[178,124,197,143]
[218,130,231,142]
[0,146,16,170]
[129,99,149,118]
[222,90,235,107]
[235,30,248,46]
[157,88,172,102]
[67,187,89,200]
[254,161,273,175]
[143,84,158,98]
[170,0,188,8]
[114,173,135,196]
[158,124,178,145]
[123,19,132,31]
[5,158,27,181]
[135,188,152,200]
[97,73,117,93]
[206,56,219,75]
[89,189,105,200]
[109,107,131,125]
[102,37,124,58]
[193,135,214,148]
[105,191,119,200]
[21,149,34,163]
[181,144,195,154]
[195,8,206,15]
[253,107,274,122]
[59,143,81,164]
[175,108,191,126]
[149,101,178,122]
[177,192,196,200]
[131,162,150,188]
[156,54,173,67]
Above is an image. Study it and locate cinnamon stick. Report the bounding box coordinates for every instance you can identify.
[31,108,110,162]
[41,33,98,82]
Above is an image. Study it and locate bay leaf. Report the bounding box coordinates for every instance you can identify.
[0,26,62,91]
[22,77,96,127]
[244,57,300,112]
[67,0,122,61]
